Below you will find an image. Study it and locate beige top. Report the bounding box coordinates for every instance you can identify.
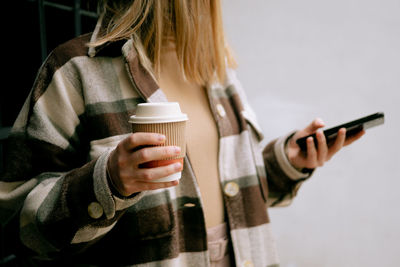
[157,43,225,228]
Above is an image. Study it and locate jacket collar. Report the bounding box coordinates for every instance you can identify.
[87,13,162,102]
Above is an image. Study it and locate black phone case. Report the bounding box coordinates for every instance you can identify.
[296,112,384,151]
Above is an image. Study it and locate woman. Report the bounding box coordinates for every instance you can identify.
[0,0,364,266]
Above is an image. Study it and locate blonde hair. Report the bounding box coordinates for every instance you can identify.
[90,0,236,85]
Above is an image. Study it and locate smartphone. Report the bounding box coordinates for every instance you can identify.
[296,112,385,151]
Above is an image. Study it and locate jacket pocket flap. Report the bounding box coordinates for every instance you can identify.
[242,110,264,141]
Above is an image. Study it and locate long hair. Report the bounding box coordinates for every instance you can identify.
[90,0,236,85]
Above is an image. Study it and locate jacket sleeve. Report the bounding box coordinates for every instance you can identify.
[0,52,144,259]
[262,133,312,207]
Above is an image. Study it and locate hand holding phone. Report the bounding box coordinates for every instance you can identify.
[296,112,384,151]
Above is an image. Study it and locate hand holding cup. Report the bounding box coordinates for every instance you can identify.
[107,102,188,196]
[107,132,184,197]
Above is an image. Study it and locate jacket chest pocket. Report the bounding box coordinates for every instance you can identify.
[242,110,264,142]
[242,110,269,203]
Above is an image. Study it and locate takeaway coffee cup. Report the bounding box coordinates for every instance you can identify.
[129,102,188,182]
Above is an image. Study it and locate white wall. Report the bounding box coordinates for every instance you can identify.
[222,0,400,266]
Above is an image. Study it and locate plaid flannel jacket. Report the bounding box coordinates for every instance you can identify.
[0,29,310,266]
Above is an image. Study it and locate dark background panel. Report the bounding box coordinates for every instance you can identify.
[1,0,98,264]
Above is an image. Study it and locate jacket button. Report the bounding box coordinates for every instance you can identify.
[88,202,103,219]
[224,182,239,197]
[216,104,226,117]
[243,260,254,267]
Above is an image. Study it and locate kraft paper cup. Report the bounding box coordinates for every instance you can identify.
[129,102,188,183]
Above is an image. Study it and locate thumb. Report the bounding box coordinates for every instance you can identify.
[302,118,325,135]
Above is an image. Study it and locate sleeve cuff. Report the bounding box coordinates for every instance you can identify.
[93,149,145,219]
[274,132,310,181]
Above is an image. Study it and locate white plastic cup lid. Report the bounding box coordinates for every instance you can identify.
[129,102,188,124]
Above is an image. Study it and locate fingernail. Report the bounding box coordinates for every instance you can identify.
[174,146,181,154]
[315,118,324,126]
[173,163,182,170]
[158,135,166,141]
